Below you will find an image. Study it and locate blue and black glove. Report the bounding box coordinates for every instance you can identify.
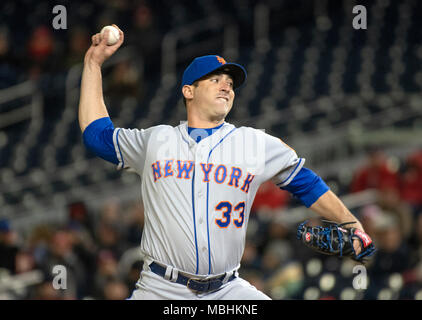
[297,220,376,263]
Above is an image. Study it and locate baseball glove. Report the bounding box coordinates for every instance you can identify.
[297,220,376,262]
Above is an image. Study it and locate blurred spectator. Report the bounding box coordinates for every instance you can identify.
[261,241,291,275]
[367,213,411,288]
[26,25,56,78]
[94,199,129,258]
[260,220,296,278]
[359,204,384,241]
[65,27,91,69]
[240,240,261,271]
[350,147,400,194]
[95,221,126,259]
[123,202,144,246]
[123,260,143,293]
[27,225,54,268]
[31,281,63,300]
[105,60,141,99]
[359,190,413,241]
[128,3,161,75]
[67,221,97,297]
[0,26,10,58]
[68,201,96,240]
[93,249,119,299]
[251,181,290,214]
[377,188,413,239]
[259,231,304,299]
[364,211,414,299]
[0,219,19,274]
[400,150,422,213]
[39,229,86,299]
[239,269,267,294]
[15,250,36,274]
[0,26,20,88]
[264,262,304,299]
[99,199,121,227]
[102,278,129,300]
[117,245,143,278]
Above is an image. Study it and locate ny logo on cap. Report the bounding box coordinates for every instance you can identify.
[216,56,226,64]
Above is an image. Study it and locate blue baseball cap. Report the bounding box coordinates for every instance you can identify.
[182,55,247,90]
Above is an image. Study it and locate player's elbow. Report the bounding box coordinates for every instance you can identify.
[82,117,119,164]
[281,167,330,207]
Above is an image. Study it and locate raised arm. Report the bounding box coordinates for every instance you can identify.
[78,24,124,132]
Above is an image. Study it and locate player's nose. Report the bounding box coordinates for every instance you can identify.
[219,81,231,92]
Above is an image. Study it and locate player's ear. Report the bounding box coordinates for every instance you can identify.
[182,85,194,100]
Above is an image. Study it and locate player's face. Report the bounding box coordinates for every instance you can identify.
[190,73,235,122]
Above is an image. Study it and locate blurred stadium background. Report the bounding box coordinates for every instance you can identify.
[0,0,422,300]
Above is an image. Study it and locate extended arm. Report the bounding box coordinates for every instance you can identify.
[282,167,364,231]
[310,190,364,231]
[282,167,367,255]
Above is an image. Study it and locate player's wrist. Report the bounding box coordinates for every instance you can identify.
[350,221,365,232]
[84,58,103,70]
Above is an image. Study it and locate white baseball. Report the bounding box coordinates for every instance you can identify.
[100,26,120,46]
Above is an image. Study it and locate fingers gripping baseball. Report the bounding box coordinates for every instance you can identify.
[85,24,124,66]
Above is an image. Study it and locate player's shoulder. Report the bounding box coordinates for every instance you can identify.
[146,124,175,132]
[235,124,296,150]
[235,125,275,139]
[131,124,177,134]
[116,124,177,141]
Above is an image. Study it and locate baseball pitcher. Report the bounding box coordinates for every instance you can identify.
[78,26,375,300]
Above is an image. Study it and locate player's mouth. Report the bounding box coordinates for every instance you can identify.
[217,96,229,102]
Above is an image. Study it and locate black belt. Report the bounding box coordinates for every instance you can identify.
[149,262,236,293]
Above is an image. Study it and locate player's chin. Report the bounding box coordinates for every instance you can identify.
[214,108,232,120]
[209,108,231,122]
[214,100,233,114]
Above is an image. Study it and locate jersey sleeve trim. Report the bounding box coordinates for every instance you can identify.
[281,167,330,207]
[82,117,118,164]
[113,128,125,170]
[276,157,305,187]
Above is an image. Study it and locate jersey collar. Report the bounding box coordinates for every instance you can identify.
[177,121,235,147]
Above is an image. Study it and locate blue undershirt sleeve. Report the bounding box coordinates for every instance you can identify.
[82,117,118,164]
[281,167,330,208]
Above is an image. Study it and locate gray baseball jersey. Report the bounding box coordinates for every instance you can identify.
[112,121,304,276]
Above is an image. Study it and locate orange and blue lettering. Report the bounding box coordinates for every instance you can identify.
[164,160,174,177]
[214,165,227,184]
[152,161,162,182]
[177,160,194,179]
[200,163,214,182]
[228,167,242,187]
[240,173,255,193]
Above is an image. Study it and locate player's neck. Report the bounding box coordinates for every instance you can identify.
[187,114,225,129]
